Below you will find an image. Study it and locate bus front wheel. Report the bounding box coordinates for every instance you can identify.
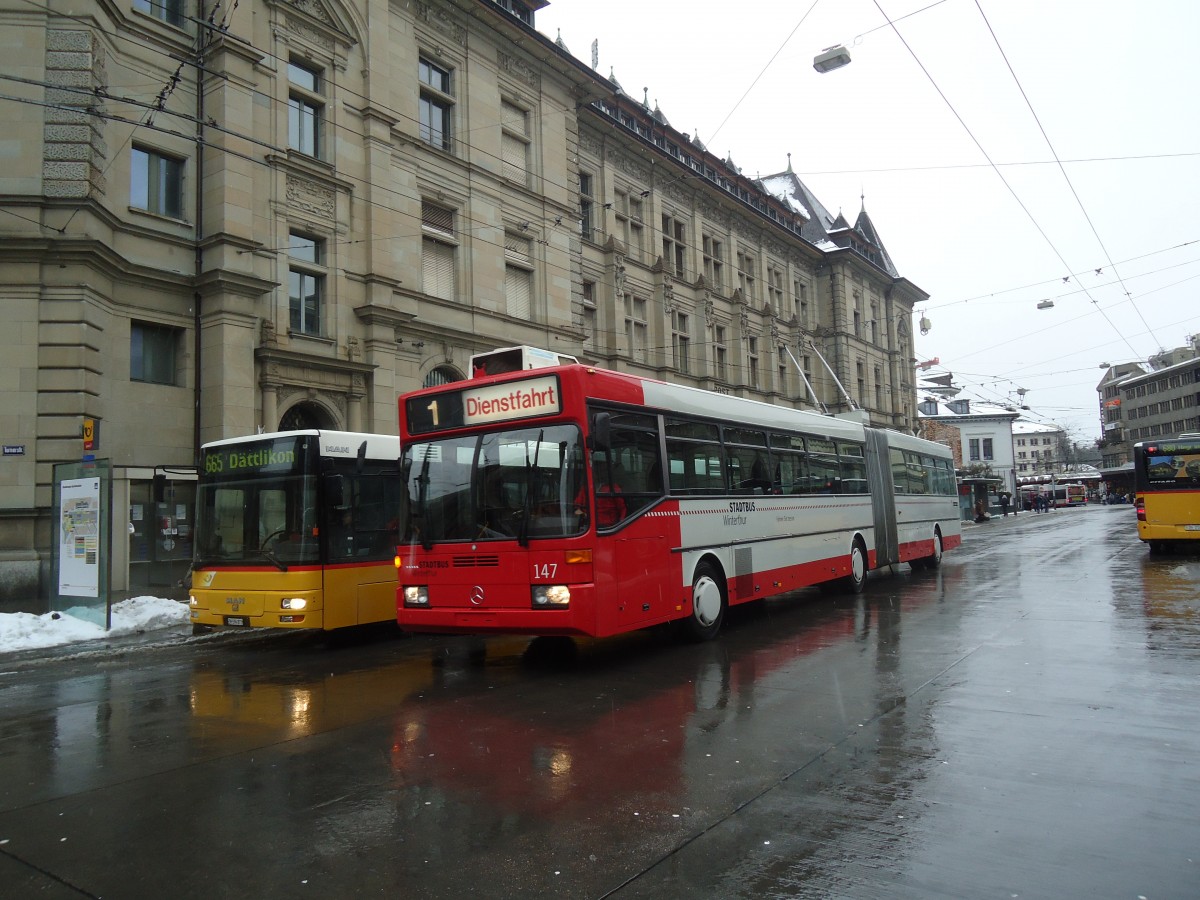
[826,539,867,594]
[682,561,726,642]
[912,530,943,571]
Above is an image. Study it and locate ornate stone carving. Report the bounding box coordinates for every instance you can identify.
[606,149,650,184]
[498,50,540,90]
[289,0,334,27]
[285,175,335,218]
[285,15,334,50]
[662,180,691,206]
[416,2,467,46]
[579,130,603,159]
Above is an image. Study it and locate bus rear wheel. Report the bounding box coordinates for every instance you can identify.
[682,561,726,642]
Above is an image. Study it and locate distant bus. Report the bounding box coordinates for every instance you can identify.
[394,353,961,641]
[1133,436,1200,552]
[1019,479,1090,508]
[190,430,401,631]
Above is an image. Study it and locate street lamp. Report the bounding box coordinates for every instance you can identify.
[813,45,852,73]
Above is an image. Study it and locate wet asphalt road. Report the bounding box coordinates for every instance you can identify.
[1,505,1198,899]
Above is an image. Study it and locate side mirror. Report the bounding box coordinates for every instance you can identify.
[323,474,346,509]
[591,412,612,451]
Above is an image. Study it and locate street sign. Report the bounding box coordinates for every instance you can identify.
[83,418,96,451]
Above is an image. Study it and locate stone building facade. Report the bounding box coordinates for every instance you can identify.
[0,0,927,609]
[1097,345,1200,470]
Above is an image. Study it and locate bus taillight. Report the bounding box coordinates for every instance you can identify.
[1135,496,1146,521]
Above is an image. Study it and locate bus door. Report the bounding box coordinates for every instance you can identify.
[865,429,899,567]
[593,411,668,633]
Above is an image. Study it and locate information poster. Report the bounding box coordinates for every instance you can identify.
[58,476,101,597]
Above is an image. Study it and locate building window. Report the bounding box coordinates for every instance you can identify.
[747,336,759,386]
[714,325,728,382]
[671,310,691,375]
[130,322,178,384]
[615,189,644,262]
[131,146,184,218]
[133,0,184,27]
[582,280,596,351]
[874,365,883,408]
[778,346,789,395]
[662,213,686,278]
[795,279,808,325]
[504,232,534,319]
[287,61,324,158]
[422,202,457,301]
[579,172,595,241]
[500,99,529,183]
[969,438,981,461]
[703,233,724,289]
[288,233,324,336]
[624,294,647,363]
[737,250,756,301]
[419,57,453,151]
[983,438,994,460]
[767,265,784,313]
[491,0,534,25]
[856,361,866,404]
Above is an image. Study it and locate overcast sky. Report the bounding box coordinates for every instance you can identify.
[536,0,1200,440]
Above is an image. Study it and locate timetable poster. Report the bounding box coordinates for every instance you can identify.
[58,477,100,597]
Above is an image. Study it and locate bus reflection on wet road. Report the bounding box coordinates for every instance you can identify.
[0,506,1197,899]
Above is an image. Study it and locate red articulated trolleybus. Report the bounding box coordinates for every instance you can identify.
[395,347,961,641]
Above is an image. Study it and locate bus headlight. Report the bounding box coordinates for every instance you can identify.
[404,585,430,607]
[281,598,307,610]
[532,585,570,608]
[188,595,197,607]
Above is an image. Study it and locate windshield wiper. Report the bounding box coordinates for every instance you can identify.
[516,429,544,547]
[251,546,288,572]
[414,448,433,551]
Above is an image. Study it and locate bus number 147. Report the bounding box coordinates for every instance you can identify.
[533,563,558,580]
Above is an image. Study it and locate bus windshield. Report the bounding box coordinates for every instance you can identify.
[195,436,320,567]
[401,423,586,543]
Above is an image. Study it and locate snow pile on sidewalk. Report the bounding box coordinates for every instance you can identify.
[0,596,189,654]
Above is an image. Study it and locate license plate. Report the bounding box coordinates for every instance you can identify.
[225,616,249,626]
[1185,525,1200,532]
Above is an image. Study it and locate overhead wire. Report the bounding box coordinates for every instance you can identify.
[871,0,1143,361]
[971,0,1160,347]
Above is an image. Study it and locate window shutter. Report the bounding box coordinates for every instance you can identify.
[505,265,531,319]
[422,202,454,236]
[423,237,455,300]
[501,132,527,181]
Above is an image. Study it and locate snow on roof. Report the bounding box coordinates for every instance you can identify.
[759,173,812,220]
[1012,420,1064,435]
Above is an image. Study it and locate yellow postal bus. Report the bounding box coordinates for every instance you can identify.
[1134,435,1200,552]
[190,430,401,631]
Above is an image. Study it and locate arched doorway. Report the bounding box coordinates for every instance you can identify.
[424,365,463,388]
[278,400,336,432]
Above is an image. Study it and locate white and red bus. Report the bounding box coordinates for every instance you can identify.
[395,351,960,640]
